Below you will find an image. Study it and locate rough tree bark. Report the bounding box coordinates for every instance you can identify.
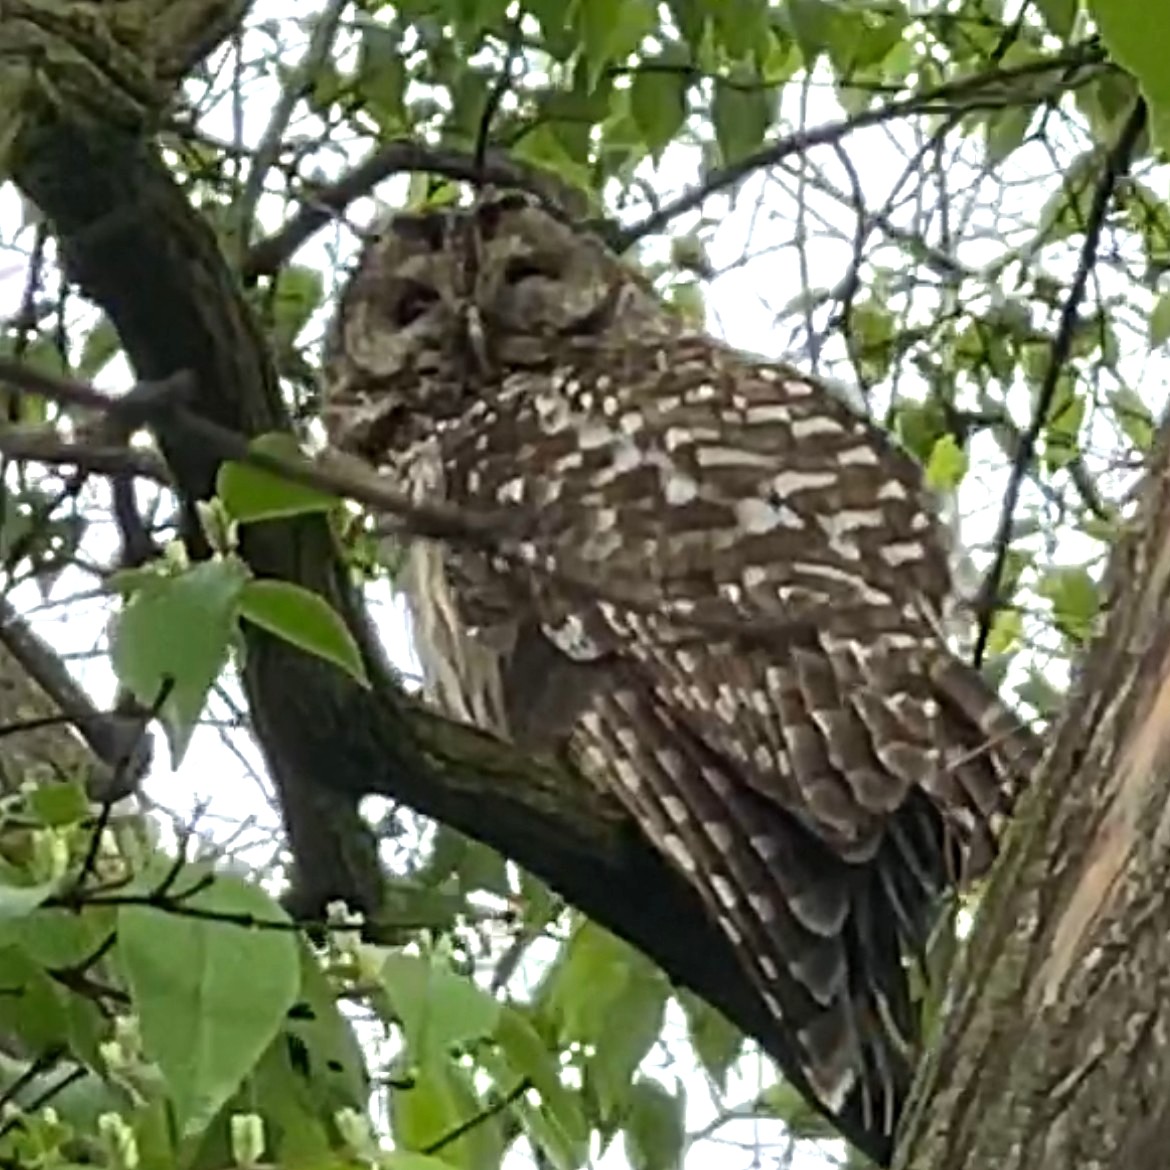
[3,4,1169,1168]
[894,452,1170,1165]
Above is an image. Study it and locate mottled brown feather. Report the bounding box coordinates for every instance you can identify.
[322,192,1041,1165]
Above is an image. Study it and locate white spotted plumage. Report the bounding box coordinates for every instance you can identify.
[322,191,1040,1166]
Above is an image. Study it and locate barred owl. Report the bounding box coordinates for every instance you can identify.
[322,192,1039,1163]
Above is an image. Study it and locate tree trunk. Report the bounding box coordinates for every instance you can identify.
[6,6,1170,1168]
[895,458,1170,1167]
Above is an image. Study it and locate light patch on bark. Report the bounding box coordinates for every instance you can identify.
[1036,641,1170,1009]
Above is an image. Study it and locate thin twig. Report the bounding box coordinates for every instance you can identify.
[615,42,1109,250]
[423,1077,532,1156]
[473,21,523,179]
[971,98,1147,666]
[234,0,350,252]
[0,426,171,484]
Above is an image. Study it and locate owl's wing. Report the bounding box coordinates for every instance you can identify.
[567,625,992,1156]
[473,337,1038,839]
[446,339,1039,1158]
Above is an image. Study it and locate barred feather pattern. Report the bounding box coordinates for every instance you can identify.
[322,194,1041,1163]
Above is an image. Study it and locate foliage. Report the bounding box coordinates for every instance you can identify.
[108,472,367,766]
[0,0,1169,1168]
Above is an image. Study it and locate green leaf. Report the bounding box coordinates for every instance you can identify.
[379,953,500,1068]
[454,0,512,40]
[0,905,112,969]
[710,0,771,61]
[677,990,742,1092]
[27,780,90,828]
[289,941,369,1099]
[238,579,368,686]
[1109,386,1156,451]
[526,0,583,58]
[230,949,369,1168]
[76,318,121,380]
[985,608,1023,658]
[758,1079,841,1139]
[385,1155,472,1170]
[623,1078,685,1170]
[422,826,511,897]
[1041,376,1085,471]
[0,944,70,1052]
[517,869,560,930]
[0,868,63,920]
[629,66,689,159]
[445,66,493,144]
[1036,0,1079,37]
[110,557,250,765]
[712,72,772,164]
[0,1051,126,1130]
[539,922,668,1122]
[490,1007,588,1170]
[1075,69,1142,143]
[822,0,909,76]
[575,0,658,82]
[388,1052,504,1170]
[1089,1,1170,153]
[1037,565,1100,646]
[666,0,707,46]
[118,873,301,1139]
[307,60,345,114]
[268,265,324,349]
[1033,149,1099,245]
[217,432,338,523]
[925,433,968,490]
[357,25,408,132]
[667,280,706,327]
[1150,292,1170,347]
[847,299,896,384]
[983,104,1035,165]
[785,0,841,66]
[235,1038,333,1167]
[1016,667,1066,720]
[511,125,594,195]
[894,399,949,462]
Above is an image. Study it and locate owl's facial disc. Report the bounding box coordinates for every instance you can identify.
[326,195,674,457]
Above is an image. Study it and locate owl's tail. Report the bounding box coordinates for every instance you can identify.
[576,640,1042,1167]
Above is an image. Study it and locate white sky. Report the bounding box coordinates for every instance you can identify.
[0,6,1166,1169]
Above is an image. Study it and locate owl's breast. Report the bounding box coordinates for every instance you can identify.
[389,436,516,738]
[390,409,616,750]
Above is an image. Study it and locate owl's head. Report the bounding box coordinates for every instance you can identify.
[323,191,672,458]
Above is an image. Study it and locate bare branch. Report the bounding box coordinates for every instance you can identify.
[234,0,350,251]
[971,98,1147,666]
